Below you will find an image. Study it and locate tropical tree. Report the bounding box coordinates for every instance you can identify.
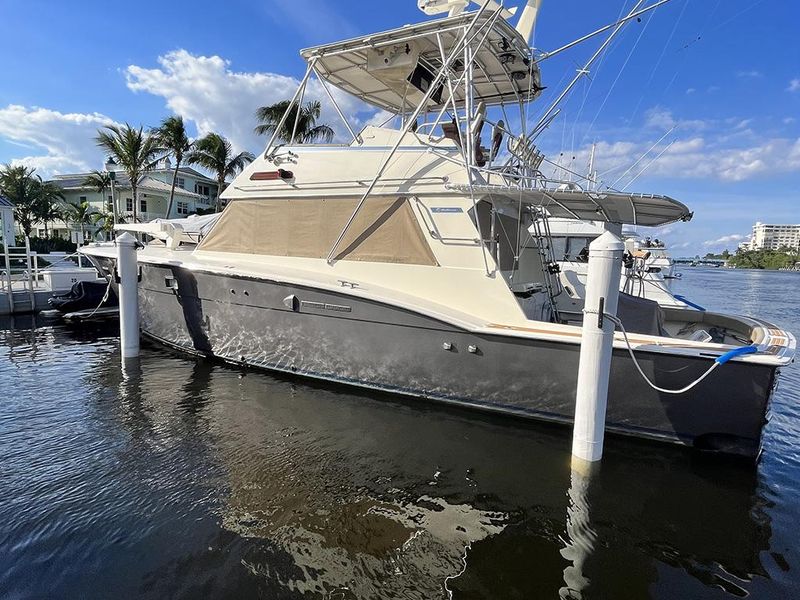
[0,164,41,237]
[63,200,96,244]
[95,124,162,222]
[254,100,335,144]
[152,116,193,218]
[83,170,112,214]
[32,179,66,237]
[187,133,254,212]
[90,211,115,241]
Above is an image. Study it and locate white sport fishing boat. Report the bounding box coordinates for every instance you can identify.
[82,0,794,457]
[548,218,690,309]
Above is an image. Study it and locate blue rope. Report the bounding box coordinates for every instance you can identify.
[674,294,705,311]
[715,345,759,365]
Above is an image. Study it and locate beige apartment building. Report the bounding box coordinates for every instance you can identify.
[747,222,800,251]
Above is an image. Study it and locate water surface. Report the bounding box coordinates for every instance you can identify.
[1,268,798,598]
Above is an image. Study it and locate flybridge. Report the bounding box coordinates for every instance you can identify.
[255,0,688,267]
[299,9,544,114]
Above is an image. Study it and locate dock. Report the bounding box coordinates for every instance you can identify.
[1,245,102,315]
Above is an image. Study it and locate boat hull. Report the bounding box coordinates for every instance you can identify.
[91,256,776,457]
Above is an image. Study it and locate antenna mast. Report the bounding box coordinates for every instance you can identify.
[587,143,597,191]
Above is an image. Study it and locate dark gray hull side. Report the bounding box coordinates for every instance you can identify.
[93,257,776,456]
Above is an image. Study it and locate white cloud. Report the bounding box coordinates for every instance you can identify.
[644,106,676,130]
[0,105,118,176]
[736,70,762,78]
[125,50,378,154]
[703,234,747,247]
[550,133,800,185]
[643,106,707,132]
[788,78,800,93]
[685,88,696,95]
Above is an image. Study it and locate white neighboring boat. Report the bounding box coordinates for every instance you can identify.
[81,1,794,457]
[547,218,690,309]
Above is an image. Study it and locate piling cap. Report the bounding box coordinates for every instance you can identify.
[589,230,625,253]
[116,231,137,246]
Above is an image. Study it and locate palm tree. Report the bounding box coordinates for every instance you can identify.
[254,100,335,144]
[187,133,254,212]
[152,116,193,218]
[32,179,66,237]
[95,124,162,222]
[0,164,39,237]
[83,170,112,214]
[63,200,96,244]
[90,211,115,241]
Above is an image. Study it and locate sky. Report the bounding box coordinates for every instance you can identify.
[0,0,798,255]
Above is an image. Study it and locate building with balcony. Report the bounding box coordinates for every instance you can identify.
[747,222,800,252]
[42,159,220,243]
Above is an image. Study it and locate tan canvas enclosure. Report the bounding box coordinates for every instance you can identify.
[197,196,438,266]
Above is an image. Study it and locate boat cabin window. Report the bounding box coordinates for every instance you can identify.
[561,236,593,261]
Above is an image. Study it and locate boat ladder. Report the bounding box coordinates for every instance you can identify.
[528,209,563,323]
[2,237,36,314]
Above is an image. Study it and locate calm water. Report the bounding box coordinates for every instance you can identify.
[1,269,798,599]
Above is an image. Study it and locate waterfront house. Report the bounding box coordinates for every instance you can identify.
[42,159,220,243]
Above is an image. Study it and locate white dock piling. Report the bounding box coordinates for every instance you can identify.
[116,232,140,358]
[572,229,624,462]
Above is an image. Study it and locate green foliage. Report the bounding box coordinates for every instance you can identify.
[255,100,335,143]
[83,170,112,206]
[729,247,799,270]
[25,236,78,254]
[152,116,193,218]
[90,211,115,238]
[95,123,163,221]
[187,133,254,212]
[0,164,66,236]
[1,238,67,268]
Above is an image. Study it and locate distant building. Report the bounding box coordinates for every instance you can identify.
[747,222,800,252]
[42,159,220,243]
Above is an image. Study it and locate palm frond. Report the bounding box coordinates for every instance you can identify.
[254,99,336,144]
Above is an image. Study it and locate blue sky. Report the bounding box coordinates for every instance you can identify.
[0,0,798,254]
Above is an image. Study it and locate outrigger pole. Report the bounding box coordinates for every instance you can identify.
[538,0,674,61]
[531,0,649,140]
[264,61,316,159]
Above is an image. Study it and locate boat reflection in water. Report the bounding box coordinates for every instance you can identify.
[102,345,771,599]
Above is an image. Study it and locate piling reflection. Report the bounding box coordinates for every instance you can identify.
[83,345,774,598]
[559,460,599,599]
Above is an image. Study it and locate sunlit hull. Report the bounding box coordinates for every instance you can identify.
[87,254,780,458]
